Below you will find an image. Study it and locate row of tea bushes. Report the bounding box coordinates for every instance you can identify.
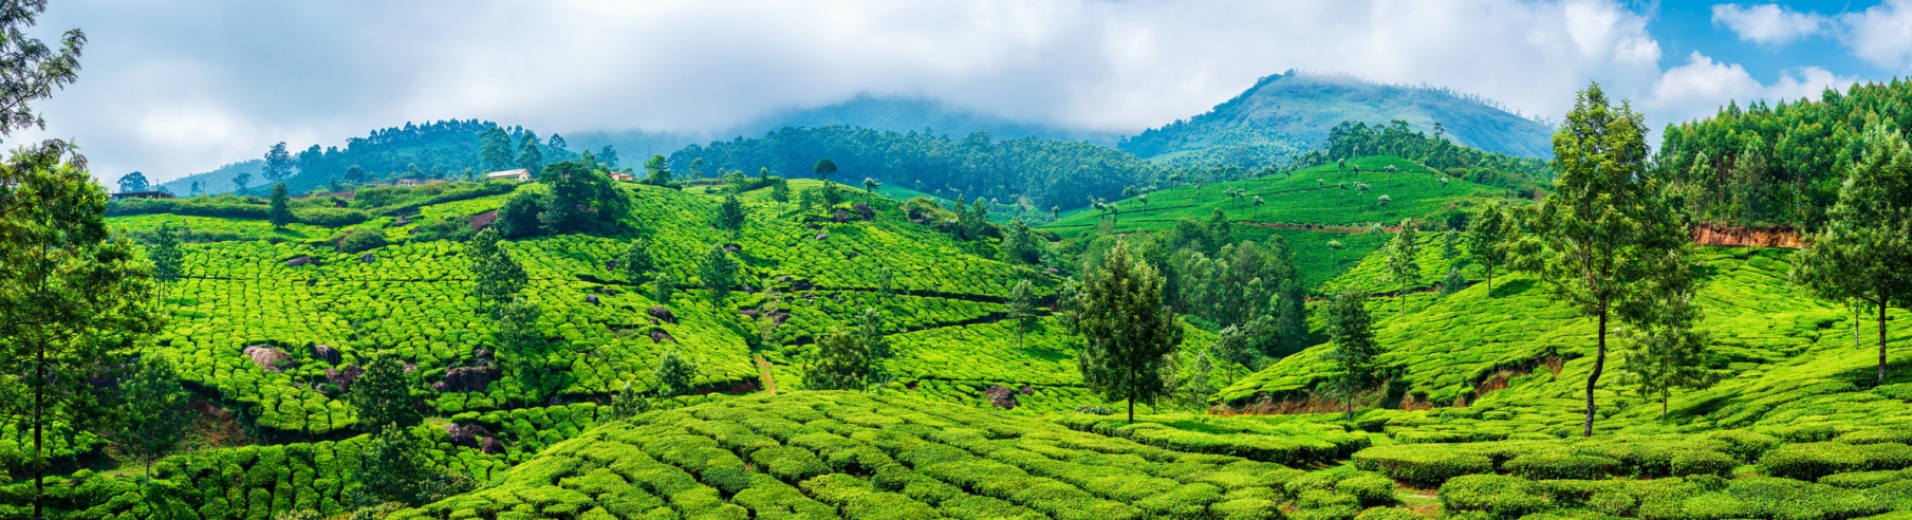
[1350,433,1762,488]
[1051,413,1373,467]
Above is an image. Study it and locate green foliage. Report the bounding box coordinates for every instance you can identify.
[1468,203,1510,293]
[347,358,422,432]
[268,183,292,230]
[1386,219,1421,308]
[654,348,698,398]
[1438,474,1552,518]
[1325,289,1379,418]
[715,193,746,234]
[333,228,387,254]
[618,238,653,282]
[465,228,527,312]
[357,426,431,507]
[1078,242,1183,422]
[494,190,544,239]
[495,300,546,406]
[611,382,650,420]
[536,159,630,235]
[1008,279,1038,349]
[1794,123,1912,384]
[698,244,738,303]
[805,332,869,391]
[112,356,192,479]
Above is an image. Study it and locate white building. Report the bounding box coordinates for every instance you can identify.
[484,169,532,182]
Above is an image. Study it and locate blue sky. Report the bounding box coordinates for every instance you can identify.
[10,0,1909,183]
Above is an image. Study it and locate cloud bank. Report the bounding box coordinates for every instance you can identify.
[7,0,1865,182]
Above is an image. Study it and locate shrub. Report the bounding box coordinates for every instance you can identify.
[1761,442,1912,481]
[1502,451,1617,480]
[1338,474,1398,507]
[1354,507,1426,520]
[334,229,387,254]
[1705,430,1780,462]
[295,207,372,227]
[1353,446,1493,488]
[1437,474,1550,519]
[1670,449,1737,477]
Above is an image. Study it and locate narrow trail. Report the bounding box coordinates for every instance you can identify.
[755,355,778,395]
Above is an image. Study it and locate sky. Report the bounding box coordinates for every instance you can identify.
[8,0,1905,184]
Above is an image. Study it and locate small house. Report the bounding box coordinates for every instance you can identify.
[111,190,176,200]
[609,172,635,182]
[484,169,532,182]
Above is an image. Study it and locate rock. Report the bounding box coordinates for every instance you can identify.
[586,294,600,305]
[779,276,793,283]
[445,423,491,449]
[815,232,828,241]
[649,330,676,343]
[481,436,505,454]
[311,344,341,365]
[791,279,814,291]
[852,203,875,220]
[605,260,617,271]
[1045,268,1059,275]
[845,251,859,260]
[649,306,677,324]
[327,365,365,390]
[242,346,294,372]
[360,253,375,263]
[285,256,314,267]
[473,349,493,362]
[469,210,498,230]
[805,223,821,229]
[440,366,498,393]
[740,309,760,319]
[984,386,1019,409]
[403,361,417,373]
[1018,385,1034,395]
[724,244,742,254]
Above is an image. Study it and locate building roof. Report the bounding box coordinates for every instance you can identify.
[484,168,531,179]
[111,190,176,200]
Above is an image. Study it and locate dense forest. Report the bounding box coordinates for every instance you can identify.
[1651,81,1912,230]
[160,120,597,196]
[1283,120,1555,197]
[668,125,1166,210]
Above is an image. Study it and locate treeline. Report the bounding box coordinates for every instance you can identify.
[1652,81,1912,230]
[246,120,606,195]
[668,125,1167,210]
[1286,120,1554,196]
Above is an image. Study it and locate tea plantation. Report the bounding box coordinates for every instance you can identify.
[29,160,1912,520]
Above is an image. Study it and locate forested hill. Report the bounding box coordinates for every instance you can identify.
[668,125,1165,210]
[1120,71,1557,167]
[158,120,584,196]
[1654,80,1912,231]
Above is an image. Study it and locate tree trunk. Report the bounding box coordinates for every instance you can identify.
[1661,391,1668,421]
[1856,300,1863,350]
[1486,269,1493,296]
[33,343,44,520]
[1127,365,1136,424]
[1881,294,1891,385]
[1584,310,1608,437]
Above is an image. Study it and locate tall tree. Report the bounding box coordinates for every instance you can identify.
[654,348,698,397]
[479,126,514,171]
[232,171,252,195]
[1324,289,1377,420]
[1468,204,1510,295]
[496,300,546,407]
[1618,267,1714,420]
[466,228,527,312]
[347,357,422,432]
[641,154,673,186]
[857,307,891,385]
[1000,217,1040,264]
[1512,83,1689,437]
[149,221,183,301]
[1077,242,1183,423]
[0,144,160,519]
[598,145,619,169]
[1386,218,1421,312]
[344,164,367,184]
[516,131,544,174]
[262,141,293,182]
[716,193,746,234]
[495,191,544,239]
[268,182,291,230]
[619,238,653,283]
[111,356,191,492]
[116,171,148,193]
[805,331,868,391]
[1795,123,1912,384]
[1007,279,1037,348]
[699,244,738,304]
[863,177,881,198]
[358,426,430,506]
[813,158,837,182]
[538,159,631,235]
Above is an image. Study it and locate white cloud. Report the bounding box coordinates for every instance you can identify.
[1844,0,1912,70]
[1647,52,1857,124]
[1711,3,1831,46]
[6,0,1686,181]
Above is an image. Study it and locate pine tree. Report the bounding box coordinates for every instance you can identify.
[1443,228,1460,260]
[1325,289,1378,420]
[1077,242,1183,423]
[1386,218,1421,312]
[358,426,430,506]
[516,132,544,173]
[1618,271,1714,420]
[268,182,291,230]
[716,193,747,234]
[1441,267,1465,296]
[150,222,183,300]
[611,382,651,419]
[857,307,891,386]
[347,357,422,432]
[652,271,675,304]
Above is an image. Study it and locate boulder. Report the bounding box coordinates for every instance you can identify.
[242,346,294,372]
[1018,385,1034,395]
[649,306,677,324]
[440,366,498,393]
[740,309,760,319]
[650,330,676,343]
[723,244,742,254]
[845,251,859,260]
[469,210,498,230]
[310,344,341,365]
[852,203,875,220]
[472,348,493,362]
[815,232,828,241]
[481,436,505,455]
[360,253,376,263]
[285,256,314,267]
[984,386,1019,409]
[327,365,365,390]
[791,279,814,291]
[445,423,491,449]
[586,294,600,305]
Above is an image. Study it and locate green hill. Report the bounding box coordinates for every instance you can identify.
[1121,71,1557,167]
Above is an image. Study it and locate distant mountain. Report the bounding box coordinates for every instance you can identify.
[157,159,263,196]
[1120,71,1556,167]
[564,94,1122,163]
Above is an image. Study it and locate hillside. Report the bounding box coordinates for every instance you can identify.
[1042,155,1511,289]
[156,120,584,196]
[1121,71,1556,167]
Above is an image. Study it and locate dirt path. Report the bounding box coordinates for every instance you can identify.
[756,355,778,394]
